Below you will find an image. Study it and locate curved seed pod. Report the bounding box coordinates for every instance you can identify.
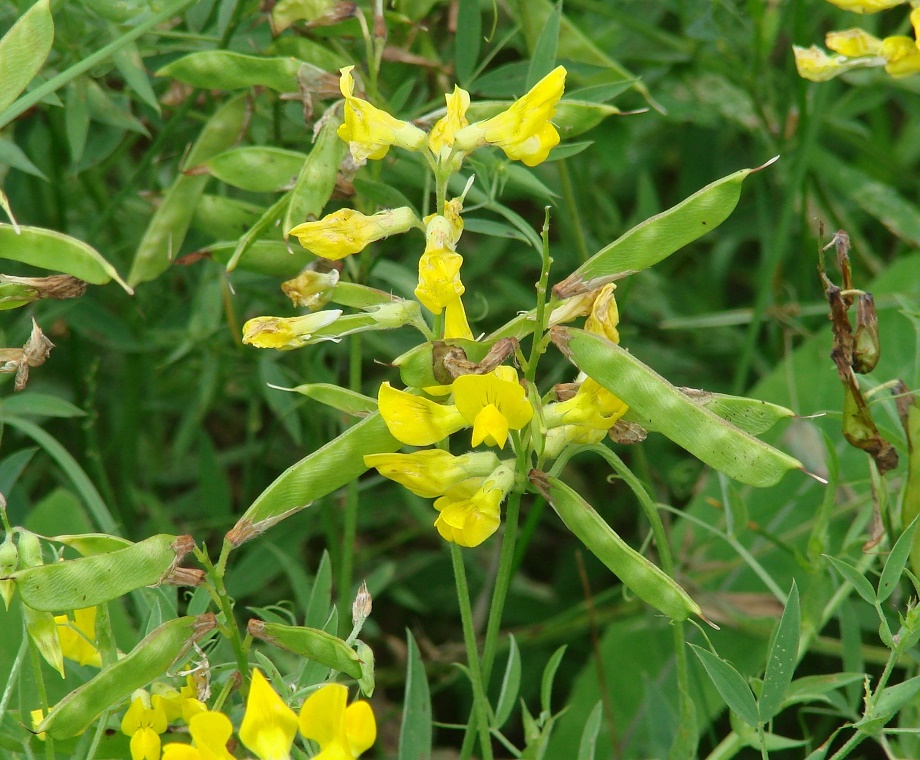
[204,146,308,193]
[248,619,363,679]
[156,51,321,93]
[227,413,400,546]
[552,327,803,487]
[622,389,795,436]
[36,614,216,740]
[554,159,776,298]
[530,470,700,621]
[12,534,194,612]
[49,533,133,556]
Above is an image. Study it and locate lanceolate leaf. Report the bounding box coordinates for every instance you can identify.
[398,630,432,760]
[0,0,54,115]
[690,645,759,727]
[759,582,801,722]
[552,327,803,487]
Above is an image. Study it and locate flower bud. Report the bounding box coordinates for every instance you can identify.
[242,310,343,350]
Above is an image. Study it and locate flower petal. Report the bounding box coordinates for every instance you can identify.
[378,383,466,446]
[239,670,298,760]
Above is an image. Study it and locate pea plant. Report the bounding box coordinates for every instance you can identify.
[3,1,920,759]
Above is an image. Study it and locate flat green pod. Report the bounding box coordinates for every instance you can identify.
[156,51,320,92]
[49,533,133,556]
[552,327,803,487]
[207,241,313,279]
[248,619,363,679]
[270,383,377,417]
[530,470,700,622]
[204,146,307,193]
[12,534,193,611]
[37,614,216,740]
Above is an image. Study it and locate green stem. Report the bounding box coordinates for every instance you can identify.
[94,602,118,669]
[0,635,27,719]
[525,209,554,384]
[0,0,200,128]
[200,548,249,690]
[338,334,364,632]
[26,628,54,759]
[451,544,495,760]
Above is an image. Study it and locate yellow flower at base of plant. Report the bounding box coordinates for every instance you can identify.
[429,86,471,168]
[54,606,101,668]
[239,669,299,760]
[584,283,620,344]
[453,367,534,449]
[242,310,343,350]
[338,66,427,161]
[289,207,419,260]
[824,0,907,12]
[453,66,566,166]
[433,463,515,547]
[825,28,883,57]
[121,693,168,760]
[364,450,501,497]
[378,382,466,446]
[299,683,376,759]
[162,710,235,760]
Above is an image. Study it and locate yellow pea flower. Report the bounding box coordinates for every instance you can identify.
[415,247,464,313]
[792,44,877,81]
[282,268,339,310]
[338,66,427,161]
[825,28,883,57]
[242,310,343,350]
[443,296,474,340]
[151,676,198,723]
[824,0,906,12]
[298,683,376,759]
[363,450,500,497]
[452,367,534,449]
[121,694,168,760]
[429,86,471,169]
[239,669,299,760]
[162,710,235,760]
[378,382,466,446]
[584,283,620,344]
[453,66,566,166]
[289,207,419,260]
[881,33,920,77]
[54,606,101,668]
[433,464,515,547]
[544,377,628,431]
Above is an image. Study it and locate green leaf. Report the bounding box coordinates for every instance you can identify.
[554,160,773,298]
[0,224,130,291]
[156,51,314,92]
[204,147,308,193]
[0,0,54,114]
[759,581,801,722]
[577,701,603,760]
[206,241,311,278]
[856,675,920,735]
[0,137,47,179]
[824,555,877,605]
[269,383,377,417]
[65,79,90,167]
[541,645,568,714]
[690,644,760,727]
[455,0,482,86]
[527,0,561,88]
[398,629,432,760]
[552,328,803,487]
[112,41,160,114]
[878,516,919,603]
[0,393,85,419]
[305,550,332,630]
[494,634,521,727]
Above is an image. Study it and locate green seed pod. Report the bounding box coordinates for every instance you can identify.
[36,614,216,740]
[248,619,363,679]
[13,534,194,612]
[852,293,880,374]
[354,640,375,697]
[49,533,133,556]
[530,470,701,622]
[552,326,803,487]
[17,530,43,568]
[0,535,19,608]
[23,602,65,678]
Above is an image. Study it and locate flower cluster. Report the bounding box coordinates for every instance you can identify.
[109,669,375,760]
[794,2,920,80]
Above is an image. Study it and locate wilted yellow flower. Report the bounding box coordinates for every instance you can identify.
[299,683,376,759]
[793,44,872,81]
[454,66,566,166]
[825,28,884,56]
[824,0,906,12]
[122,694,168,760]
[433,463,515,547]
[378,383,466,446]
[289,207,419,260]
[584,283,620,344]
[242,311,342,350]
[338,66,427,161]
[453,367,534,449]
[364,450,501,497]
[239,669,298,760]
[429,86,471,166]
[162,710,235,760]
[55,606,101,668]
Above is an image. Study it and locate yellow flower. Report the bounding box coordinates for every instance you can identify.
[453,66,566,166]
[338,66,427,161]
[239,669,299,760]
[378,382,466,446]
[121,694,168,760]
[364,450,500,497]
[151,676,198,723]
[54,607,101,668]
[792,44,874,81]
[288,207,419,260]
[583,283,620,344]
[281,268,339,310]
[452,367,534,449]
[415,247,464,313]
[544,377,628,431]
[824,0,906,12]
[825,28,883,56]
[162,710,235,760]
[429,86,471,167]
[242,311,343,350]
[433,464,515,547]
[298,683,376,759]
